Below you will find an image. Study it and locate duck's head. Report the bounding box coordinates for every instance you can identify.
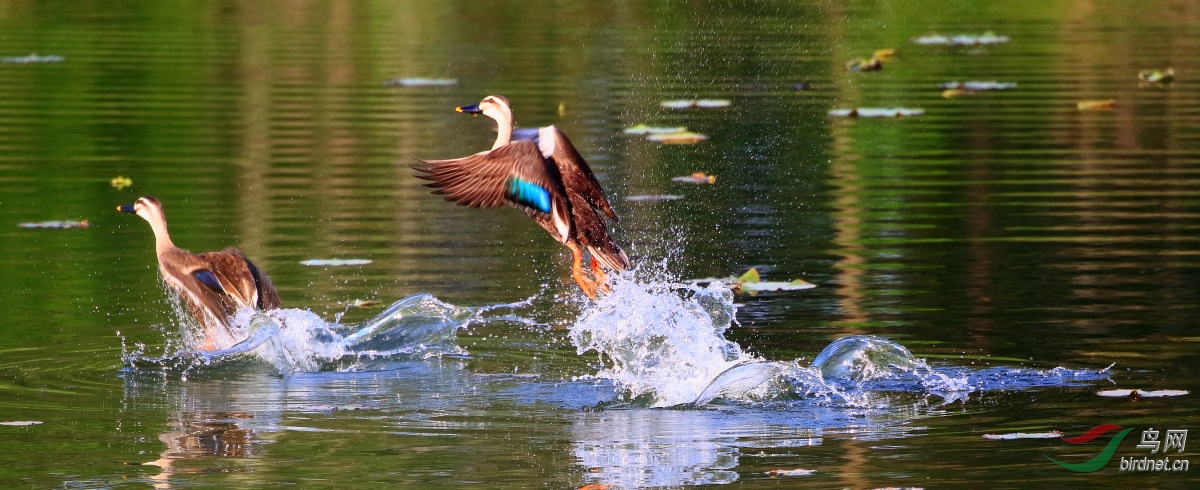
[117,195,166,224]
[456,95,512,122]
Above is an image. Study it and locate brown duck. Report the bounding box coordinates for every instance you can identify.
[415,95,630,298]
[118,196,281,350]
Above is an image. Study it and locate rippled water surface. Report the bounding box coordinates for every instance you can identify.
[2,1,1198,488]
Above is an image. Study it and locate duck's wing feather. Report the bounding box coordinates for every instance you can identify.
[192,248,263,311]
[415,140,565,216]
[540,126,619,222]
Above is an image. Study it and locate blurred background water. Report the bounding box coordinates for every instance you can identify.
[1,0,1197,487]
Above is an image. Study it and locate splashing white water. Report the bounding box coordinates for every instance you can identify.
[125,293,531,375]
[570,277,759,407]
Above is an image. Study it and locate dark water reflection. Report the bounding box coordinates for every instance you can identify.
[2,0,1199,488]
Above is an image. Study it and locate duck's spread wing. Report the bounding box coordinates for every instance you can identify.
[193,249,262,311]
[415,141,564,216]
[541,127,619,222]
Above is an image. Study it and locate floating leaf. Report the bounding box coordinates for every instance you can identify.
[0,420,43,426]
[828,107,925,118]
[622,124,688,135]
[983,431,1063,440]
[625,194,685,202]
[873,48,898,61]
[938,81,1018,91]
[738,279,817,294]
[110,176,133,190]
[1,53,65,64]
[647,131,709,144]
[737,268,760,283]
[1077,99,1115,111]
[846,57,883,72]
[687,267,816,295]
[1097,389,1188,398]
[659,99,731,109]
[942,89,976,98]
[300,259,372,266]
[911,31,1010,45]
[1138,68,1174,86]
[383,78,458,87]
[341,299,382,308]
[671,172,716,184]
[18,220,89,229]
[765,468,817,477]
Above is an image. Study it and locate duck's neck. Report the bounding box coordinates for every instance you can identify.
[144,214,177,256]
[488,108,514,149]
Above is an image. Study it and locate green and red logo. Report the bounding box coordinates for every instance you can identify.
[1046,424,1136,472]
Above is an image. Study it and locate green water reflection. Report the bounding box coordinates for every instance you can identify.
[1,0,1198,487]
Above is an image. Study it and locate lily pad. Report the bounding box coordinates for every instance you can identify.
[765,468,817,477]
[625,194,685,202]
[647,131,709,144]
[383,78,458,87]
[622,124,688,135]
[110,176,133,190]
[828,107,925,118]
[671,172,716,184]
[300,259,373,266]
[659,99,732,109]
[2,53,65,64]
[938,81,1018,91]
[1077,99,1115,111]
[982,431,1063,440]
[0,420,43,426]
[911,31,1010,45]
[18,220,89,229]
[1097,389,1188,398]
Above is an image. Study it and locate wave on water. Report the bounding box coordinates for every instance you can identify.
[122,293,538,376]
[569,275,1114,408]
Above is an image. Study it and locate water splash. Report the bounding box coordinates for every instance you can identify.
[569,275,1111,408]
[124,293,535,375]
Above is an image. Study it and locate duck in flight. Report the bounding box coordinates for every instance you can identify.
[118,196,281,350]
[415,95,630,298]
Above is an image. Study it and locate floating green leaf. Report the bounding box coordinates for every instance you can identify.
[687,267,816,295]
[983,431,1063,440]
[647,131,708,144]
[938,81,1018,91]
[671,172,716,184]
[1138,68,1174,86]
[828,107,925,118]
[1077,99,1115,111]
[625,194,684,202]
[765,468,817,477]
[383,78,458,87]
[300,259,372,266]
[659,99,731,109]
[1096,389,1187,398]
[622,124,688,135]
[911,31,1010,45]
[18,220,89,229]
[1,53,64,64]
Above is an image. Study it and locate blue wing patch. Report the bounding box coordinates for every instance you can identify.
[193,270,225,293]
[505,177,552,213]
